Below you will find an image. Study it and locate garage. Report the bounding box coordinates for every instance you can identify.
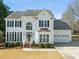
[54,20,72,43]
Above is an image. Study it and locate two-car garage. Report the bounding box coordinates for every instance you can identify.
[54,20,72,43]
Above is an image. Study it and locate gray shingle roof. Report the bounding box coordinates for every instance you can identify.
[54,20,71,30]
[5,10,54,19]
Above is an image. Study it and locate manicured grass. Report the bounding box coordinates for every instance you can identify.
[0,48,64,59]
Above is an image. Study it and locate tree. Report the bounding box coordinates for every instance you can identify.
[62,0,79,31]
[0,0,10,32]
[0,31,4,43]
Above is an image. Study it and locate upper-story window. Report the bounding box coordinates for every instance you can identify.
[39,20,49,27]
[26,22,32,30]
[7,21,14,27]
[15,21,22,27]
[7,20,22,27]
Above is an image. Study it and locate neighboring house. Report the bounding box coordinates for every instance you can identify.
[5,10,72,47]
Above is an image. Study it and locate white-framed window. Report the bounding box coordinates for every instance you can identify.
[26,22,32,30]
[47,34,49,42]
[12,32,14,41]
[39,20,49,27]
[17,32,20,41]
[7,21,22,27]
[7,21,14,27]
[15,21,22,27]
[6,32,22,42]
[39,34,49,43]
[39,34,42,42]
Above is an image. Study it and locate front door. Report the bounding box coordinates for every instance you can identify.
[25,32,32,48]
[27,34,31,42]
[26,32,32,43]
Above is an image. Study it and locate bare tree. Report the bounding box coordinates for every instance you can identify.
[62,0,79,31]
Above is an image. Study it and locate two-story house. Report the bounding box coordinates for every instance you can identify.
[5,10,72,48]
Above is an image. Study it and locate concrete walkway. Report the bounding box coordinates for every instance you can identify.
[23,48,57,51]
[55,41,79,59]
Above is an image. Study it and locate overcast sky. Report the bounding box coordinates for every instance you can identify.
[3,0,72,19]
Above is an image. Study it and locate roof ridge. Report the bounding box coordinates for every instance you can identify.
[5,9,54,19]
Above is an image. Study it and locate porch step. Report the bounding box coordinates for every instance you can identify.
[24,44,31,48]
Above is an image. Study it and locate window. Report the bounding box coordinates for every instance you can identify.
[41,21,43,27]
[26,22,32,30]
[45,21,47,27]
[15,21,17,27]
[7,21,9,27]
[39,20,41,27]
[39,34,42,42]
[12,32,14,41]
[10,21,12,27]
[15,32,16,41]
[39,34,49,43]
[20,32,22,41]
[17,21,20,27]
[47,20,49,27]
[7,21,14,27]
[6,32,22,42]
[15,21,22,27]
[39,20,49,27]
[17,32,19,41]
[47,34,49,42]
[9,32,11,41]
[43,34,46,42]
[12,21,14,27]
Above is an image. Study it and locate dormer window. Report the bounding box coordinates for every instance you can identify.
[39,20,49,27]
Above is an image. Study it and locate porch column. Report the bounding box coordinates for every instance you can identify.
[6,20,7,42]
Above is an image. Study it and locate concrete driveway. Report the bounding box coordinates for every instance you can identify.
[55,41,79,59]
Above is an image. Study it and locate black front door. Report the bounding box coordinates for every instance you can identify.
[25,32,32,48]
[27,34,31,42]
[26,32,32,43]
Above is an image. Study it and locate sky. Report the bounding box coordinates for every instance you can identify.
[3,0,72,19]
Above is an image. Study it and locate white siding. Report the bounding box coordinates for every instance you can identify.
[5,11,72,45]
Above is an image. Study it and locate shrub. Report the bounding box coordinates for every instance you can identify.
[35,44,39,48]
[5,42,8,47]
[5,43,15,48]
[15,42,21,46]
[9,43,15,47]
[45,43,54,48]
[44,43,49,48]
[39,43,54,48]
[5,42,21,48]
[40,43,45,48]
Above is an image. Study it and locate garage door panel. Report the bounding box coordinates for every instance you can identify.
[54,30,71,43]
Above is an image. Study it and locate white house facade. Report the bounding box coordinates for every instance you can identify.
[5,10,72,47]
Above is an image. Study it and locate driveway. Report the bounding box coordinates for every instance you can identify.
[55,41,79,59]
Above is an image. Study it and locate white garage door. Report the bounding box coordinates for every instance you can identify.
[54,30,71,43]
